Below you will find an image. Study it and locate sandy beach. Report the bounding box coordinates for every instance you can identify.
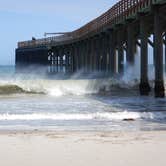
[0,130,165,166]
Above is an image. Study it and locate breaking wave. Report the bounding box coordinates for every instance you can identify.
[0,111,165,121]
[0,64,159,96]
[0,77,140,96]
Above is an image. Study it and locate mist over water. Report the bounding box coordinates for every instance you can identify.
[0,65,166,131]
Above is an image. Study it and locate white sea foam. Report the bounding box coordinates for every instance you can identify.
[0,111,165,121]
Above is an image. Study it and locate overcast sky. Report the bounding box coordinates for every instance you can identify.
[0,0,115,65]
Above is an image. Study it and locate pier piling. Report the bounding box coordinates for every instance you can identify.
[154,8,165,97]
[139,17,151,96]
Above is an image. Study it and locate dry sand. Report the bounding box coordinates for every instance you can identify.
[0,130,166,166]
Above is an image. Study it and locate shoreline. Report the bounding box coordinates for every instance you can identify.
[0,129,166,142]
[0,129,166,141]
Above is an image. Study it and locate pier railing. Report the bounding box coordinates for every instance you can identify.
[18,0,162,48]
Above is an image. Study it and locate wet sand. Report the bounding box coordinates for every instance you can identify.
[0,130,166,166]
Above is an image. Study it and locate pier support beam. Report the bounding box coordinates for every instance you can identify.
[102,34,108,73]
[105,33,111,73]
[79,42,84,71]
[89,39,94,72]
[103,33,108,74]
[164,34,166,72]
[71,45,76,73]
[139,18,151,95]
[81,41,86,73]
[110,31,116,75]
[126,25,135,65]
[86,40,91,72]
[77,43,82,70]
[76,44,79,71]
[72,45,76,72]
[52,51,56,73]
[84,41,88,73]
[55,50,58,73]
[93,37,97,72]
[68,48,72,73]
[60,48,64,72]
[98,37,103,72]
[154,8,165,97]
[95,37,100,72]
[64,49,67,73]
[117,29,124,75]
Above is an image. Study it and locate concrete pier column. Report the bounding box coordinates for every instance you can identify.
[80,41,85,73]
[51,50,56,73]
[127,25,135,65]
[117,30,124,75]
[96,37,100,72]
[154,8,165,97]
[89,39,93,72]
[68,47,72,74]
[139,18,151,95]
[48,50,52,73]
[105,34,111,73]
[164,34,166,72]
[77,44,81,70]
[71,45,75,73]
[91,38,96,72]
[100,34,107,73]
[74,44,79,71]
[107,34,112,73]
[65,49,69,74]
[88,40,91,72]
[84,41,88,73]
[87,40,91,72]
[91,39,95,72]
[98,36,102,72]
[70,45,74,73]
[110,31,116,75]
[100,35,104,72]
[67,51,70,74]
[59,48,64,72]
[102,34,107,73]
[55,50,58,73]
[80,42,84,71]
[73,44,78,72]
[52,52,56,73]
[93,38,97,72]
[54,50,58,73]
[93,38,97,71]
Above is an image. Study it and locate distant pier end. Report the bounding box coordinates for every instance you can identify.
[16,0,166,97]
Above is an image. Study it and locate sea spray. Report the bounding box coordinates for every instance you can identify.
[0,64,164,96]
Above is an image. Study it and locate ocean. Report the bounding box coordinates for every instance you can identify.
[0,65,166,131]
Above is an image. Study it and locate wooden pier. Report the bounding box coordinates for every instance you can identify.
[16,0,166,97]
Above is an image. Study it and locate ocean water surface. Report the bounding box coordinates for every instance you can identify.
[0,65,166,131]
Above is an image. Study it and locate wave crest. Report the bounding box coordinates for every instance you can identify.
[0,85,25,94]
